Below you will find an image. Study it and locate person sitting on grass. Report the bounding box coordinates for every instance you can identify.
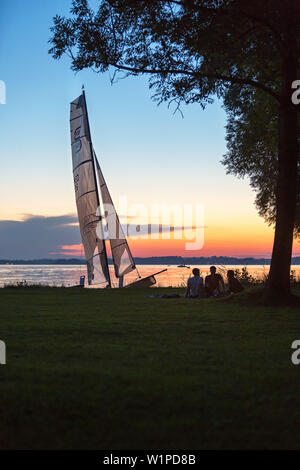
[205,266,225,297]
[226,270,244,294]
[185,268,205,298]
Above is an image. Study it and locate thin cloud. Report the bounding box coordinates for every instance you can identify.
[0,214,201,259]
[0,215,80,259]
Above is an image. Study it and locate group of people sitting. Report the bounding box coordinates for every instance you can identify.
[185,266,244,299]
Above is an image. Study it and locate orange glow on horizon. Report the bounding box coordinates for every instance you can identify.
[58,244,83,257]
[55,223,300,258]
[61,244,83,251]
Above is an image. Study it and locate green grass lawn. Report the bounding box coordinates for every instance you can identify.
[0,286,300,449]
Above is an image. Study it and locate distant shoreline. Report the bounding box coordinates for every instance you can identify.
[1,256,300,266]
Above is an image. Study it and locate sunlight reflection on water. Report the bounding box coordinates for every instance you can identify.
[0,264,299,288]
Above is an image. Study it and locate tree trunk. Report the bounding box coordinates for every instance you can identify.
[268,18,299,297]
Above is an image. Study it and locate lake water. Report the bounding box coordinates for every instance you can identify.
[0,264,299,288]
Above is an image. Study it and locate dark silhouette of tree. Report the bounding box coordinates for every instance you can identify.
[49,0,300,297]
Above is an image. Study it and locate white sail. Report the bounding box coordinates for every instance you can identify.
[94,153,136,278]
[70,93,111,286]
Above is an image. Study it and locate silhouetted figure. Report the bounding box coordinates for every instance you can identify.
[226,270,244,294]
[205,266,225,297]
[185,268,205,298]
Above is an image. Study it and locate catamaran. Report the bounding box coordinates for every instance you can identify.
[70,89,166,288]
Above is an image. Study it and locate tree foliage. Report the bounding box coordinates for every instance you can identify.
[222,86,300,235]
[49,0,285,106]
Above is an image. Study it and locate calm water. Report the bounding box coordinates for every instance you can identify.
[0,264,299,288]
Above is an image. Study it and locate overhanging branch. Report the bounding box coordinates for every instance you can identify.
[110,62,281,102]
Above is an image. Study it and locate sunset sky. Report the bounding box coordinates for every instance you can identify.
[1,0,299,260]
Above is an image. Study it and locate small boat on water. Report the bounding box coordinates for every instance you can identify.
[70,89,166,288]
[177,264,190,268]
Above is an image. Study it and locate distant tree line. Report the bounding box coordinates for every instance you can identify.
[1,257,300,266]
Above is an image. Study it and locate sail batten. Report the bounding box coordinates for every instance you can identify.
[70,93,111,286]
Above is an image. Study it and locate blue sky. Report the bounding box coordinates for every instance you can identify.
[1,0,292,259]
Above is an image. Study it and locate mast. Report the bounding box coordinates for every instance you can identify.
[82,89,111,288]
